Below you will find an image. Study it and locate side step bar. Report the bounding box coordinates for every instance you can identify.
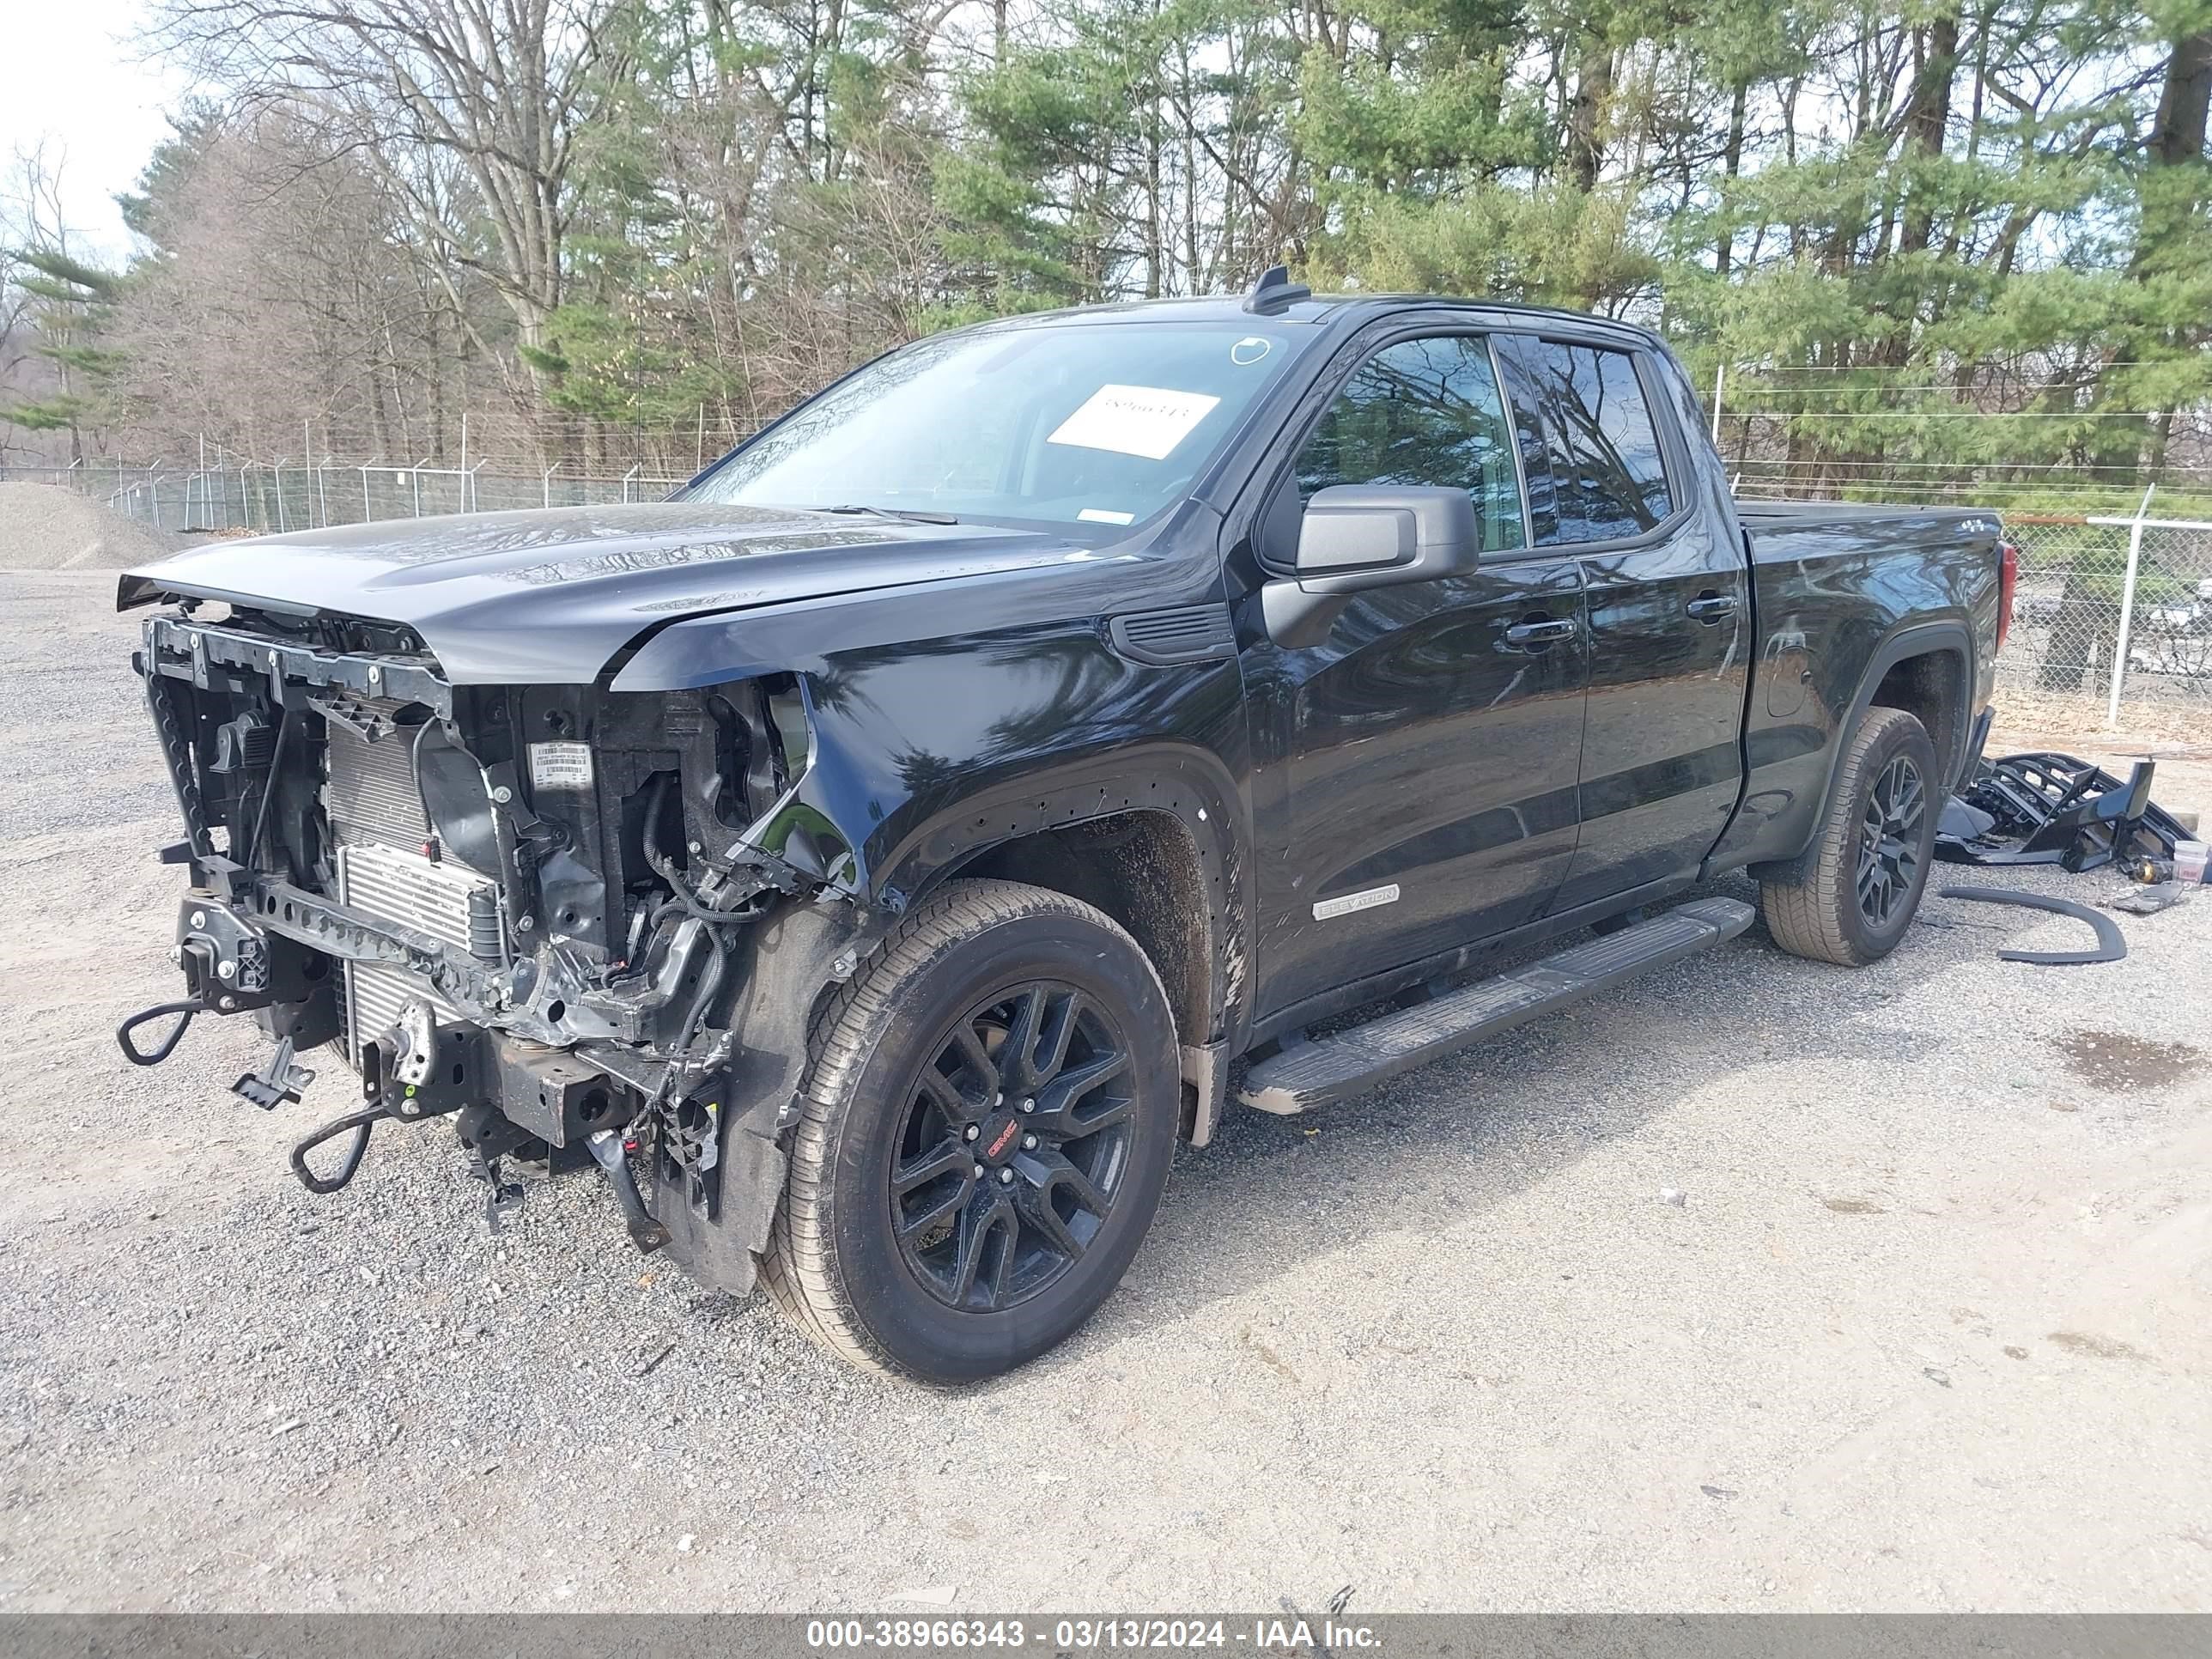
[1238,896,1756,1115]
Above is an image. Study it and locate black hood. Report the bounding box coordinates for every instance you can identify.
[118,502,1089,684]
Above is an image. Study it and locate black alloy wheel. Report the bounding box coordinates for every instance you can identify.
[760,878,1179,1382]
[1856,752,1927,929]
[890,981,1133,1313]
[1759,703,1939,967]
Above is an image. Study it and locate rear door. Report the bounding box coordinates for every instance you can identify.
[1492,334,1750,908]
[1242,326,1589,1021]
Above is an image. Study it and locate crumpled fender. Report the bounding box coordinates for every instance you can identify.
[728,624,1252,1048]
[650,612,1255,1292]
[620,530,1256,1048]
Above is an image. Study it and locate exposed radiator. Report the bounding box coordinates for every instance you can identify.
[325,711,504,1063]
[326,708,434,851]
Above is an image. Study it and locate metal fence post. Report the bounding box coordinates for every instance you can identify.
[2106,485,2154,726]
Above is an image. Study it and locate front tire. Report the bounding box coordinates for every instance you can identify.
[1761,705,1938,967]
[760,879,1179,1383]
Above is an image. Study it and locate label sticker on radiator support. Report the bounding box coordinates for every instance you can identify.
[529,741,595,790]
[1312,884,1400,921]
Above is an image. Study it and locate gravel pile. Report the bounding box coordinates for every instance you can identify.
[0,482,183,570]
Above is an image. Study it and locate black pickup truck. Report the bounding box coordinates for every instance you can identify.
[116,274,2015,1381]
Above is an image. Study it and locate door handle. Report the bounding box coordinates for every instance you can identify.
[1504,617,1579,648]
[1686,592,1738,623]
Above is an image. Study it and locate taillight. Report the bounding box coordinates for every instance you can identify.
[1996,540,2020,652]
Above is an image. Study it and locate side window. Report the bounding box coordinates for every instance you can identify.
[1515,341,1674,543]
[1294,336,1526,552]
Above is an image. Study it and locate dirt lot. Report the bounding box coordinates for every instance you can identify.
[2,562,2209,1613]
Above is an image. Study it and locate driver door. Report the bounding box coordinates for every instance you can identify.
[1242,330,1590,1023]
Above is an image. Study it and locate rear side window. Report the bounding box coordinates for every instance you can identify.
[1514,341,1673,543]
[1295,335,1526,552]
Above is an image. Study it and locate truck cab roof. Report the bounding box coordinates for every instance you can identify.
[966,291,1668,354]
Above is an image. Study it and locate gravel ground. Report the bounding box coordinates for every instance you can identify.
[2,565,2209,1613]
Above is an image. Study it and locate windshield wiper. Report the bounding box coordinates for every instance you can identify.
[811,503,960,526]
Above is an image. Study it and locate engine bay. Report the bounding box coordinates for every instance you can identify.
[118,599,866,1286]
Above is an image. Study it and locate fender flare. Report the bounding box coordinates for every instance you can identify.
[1751,617,1974,885]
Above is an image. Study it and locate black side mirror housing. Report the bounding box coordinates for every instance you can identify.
[1263,485,1480,647]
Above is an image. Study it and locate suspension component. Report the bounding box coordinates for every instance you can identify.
[455,1102,536,1231]
[587,1129,670,1254]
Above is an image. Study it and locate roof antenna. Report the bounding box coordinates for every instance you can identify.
[1243,264,1310,316]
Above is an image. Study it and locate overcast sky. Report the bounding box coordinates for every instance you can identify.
[2,0,190,260]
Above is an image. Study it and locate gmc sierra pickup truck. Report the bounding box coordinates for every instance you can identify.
[115,271,2015,1382]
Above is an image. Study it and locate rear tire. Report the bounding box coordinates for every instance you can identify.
[1761,705,1938,967]
[760,878,1179,1383]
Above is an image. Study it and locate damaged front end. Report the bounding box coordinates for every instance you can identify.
[118,603,879,1293]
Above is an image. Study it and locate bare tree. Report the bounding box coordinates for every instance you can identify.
[106,110,507,464]
[146,0,617,380]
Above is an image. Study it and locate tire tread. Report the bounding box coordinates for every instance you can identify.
[1759,704,1930,967]
[759,878,1165,1382]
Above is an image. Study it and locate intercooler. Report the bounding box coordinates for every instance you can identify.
[324,711,506,1065]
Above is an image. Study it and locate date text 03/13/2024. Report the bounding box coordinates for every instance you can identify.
[803,1619,1383,1650]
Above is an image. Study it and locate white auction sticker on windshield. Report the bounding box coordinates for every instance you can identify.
[1047,385,1222,461]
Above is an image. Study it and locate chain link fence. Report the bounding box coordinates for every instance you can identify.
[2002,513,2212,715]
[0,459,696,532]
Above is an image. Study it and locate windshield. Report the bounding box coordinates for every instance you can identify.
[683,321,1304,530]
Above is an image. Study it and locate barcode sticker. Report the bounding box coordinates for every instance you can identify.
[529,742,594,790]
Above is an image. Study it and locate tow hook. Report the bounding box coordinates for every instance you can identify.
[587,1129,670,1254]
[289,1053,400,1194]
[116,998,207,1066]
[289,1104,389,1194]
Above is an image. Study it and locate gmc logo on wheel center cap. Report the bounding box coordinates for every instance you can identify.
[986,1118,1021,1159]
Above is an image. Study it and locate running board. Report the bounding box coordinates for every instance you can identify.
[1237,896,1755,1115]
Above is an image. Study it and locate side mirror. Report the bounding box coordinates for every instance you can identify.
[1264,485,1480,647]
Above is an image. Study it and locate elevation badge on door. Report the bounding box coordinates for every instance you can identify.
[1312,884,1401,921]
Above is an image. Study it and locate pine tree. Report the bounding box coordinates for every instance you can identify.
[0,247,123,464]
